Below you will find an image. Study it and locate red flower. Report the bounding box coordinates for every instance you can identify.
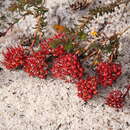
[23,51,48,79]
[40,40,51,55]
[51,45,65,57]
[105,85,130,109]
[51,53,84,82]
[96,62,122,87]
[2,45,25,69]
[105,90,124,109]
[40,33,66,56]
[76,76,98,102]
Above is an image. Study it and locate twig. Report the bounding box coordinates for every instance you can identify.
[81,49,98,62]
[30,32,37,51]
[123,85,130,98]
[56,124,62,130]
[0,23,15,37]
[0,16,25,37]
[117,26,130,36]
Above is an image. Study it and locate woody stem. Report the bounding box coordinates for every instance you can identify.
[123,85,130,98]
[30,32,37,51]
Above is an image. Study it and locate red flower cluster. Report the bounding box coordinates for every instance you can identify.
[2,33,126,107]
[40,42,66,57]
[2,45,25,69]
[40,33,66,56]
[40,41,51,55]
[76,76,98,102]
[105,90,124,108]
[23,51,48,79]
[51,53,84,82]
[51,45,65,57]
[96,62,121,87]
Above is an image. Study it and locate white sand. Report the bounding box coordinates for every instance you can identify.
[0,0,130,130]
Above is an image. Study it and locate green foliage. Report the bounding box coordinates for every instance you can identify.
[89,1,121,17]
[77,0,126,31]
[8,0,43,12]
[64,40,74,52]
[34,6,48,34]
[8,0,48,35]
[77,31,88,41]
[48,35,74,52]
[49,39,63,49]
[88,42,101,51]
[70,0,91,11]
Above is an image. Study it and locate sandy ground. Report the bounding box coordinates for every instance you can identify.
[0,0,130,130]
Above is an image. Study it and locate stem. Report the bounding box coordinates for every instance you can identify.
[81,49,98,62]
[30,32,37,51]
[123,85,130,98]
[117,26,130,36]
[0,23,15,37]
[0,16,25,37]
[92,50,101,65]
[109,43,119,62]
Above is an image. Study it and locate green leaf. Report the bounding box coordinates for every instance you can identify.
[88,42,100,50]
[13,18,20,23]
[77,31,87,40]
[102,45,113,53]
[64,42,74,52]
[49,39,62,49]
[34,34,40,46]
